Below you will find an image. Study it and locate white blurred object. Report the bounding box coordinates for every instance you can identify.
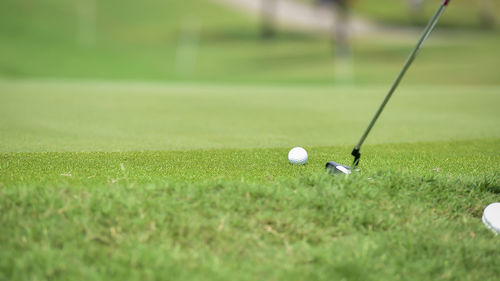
[288,147,308,165]
[482,202,500,235]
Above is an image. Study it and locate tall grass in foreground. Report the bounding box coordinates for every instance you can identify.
[1,170,499,281]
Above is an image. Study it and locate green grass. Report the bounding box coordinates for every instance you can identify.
[1,81,499,152]
[1,0,500,280]
[1,139,499,184]
[1,140,500,281]
[1,80,500,280]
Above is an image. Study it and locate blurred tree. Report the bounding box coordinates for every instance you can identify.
[261,0,278,38]
[479,0,496,28]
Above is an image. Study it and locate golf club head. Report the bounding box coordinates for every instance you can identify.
[325,161,352,175]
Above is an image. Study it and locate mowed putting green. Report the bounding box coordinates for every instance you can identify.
[1,80,500,280]
[1,80,499,151]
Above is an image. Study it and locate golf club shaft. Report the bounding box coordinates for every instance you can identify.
[352,0,450,160]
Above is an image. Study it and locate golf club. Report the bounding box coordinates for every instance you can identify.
[326,0,451,174]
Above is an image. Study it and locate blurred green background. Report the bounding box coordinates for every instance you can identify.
[0,0,498,84]
[1,0,499,152]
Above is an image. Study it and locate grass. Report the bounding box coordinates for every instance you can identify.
[1,141,500,281]
[1,81,499,152]
[1,139,499,184]
[1,80,500,280]
[1,0,500,280]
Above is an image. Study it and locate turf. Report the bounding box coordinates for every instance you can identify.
[1,81,499,152]
[1,81,500,280]
[2,0,500,280]
[1,140,500,281]
[1,139,499,184]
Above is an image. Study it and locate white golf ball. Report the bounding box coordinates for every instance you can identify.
[288,147,308,165]
[482,202,500,235]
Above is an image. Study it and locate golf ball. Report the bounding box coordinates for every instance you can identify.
[288,147,308,165]
[482,202,500,235]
